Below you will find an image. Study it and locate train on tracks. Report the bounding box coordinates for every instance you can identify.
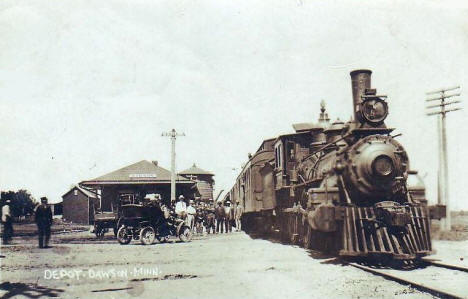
[225,69,446,262]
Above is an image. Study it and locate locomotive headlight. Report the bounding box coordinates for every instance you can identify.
[361,98,388,124]
[372,155,394,177]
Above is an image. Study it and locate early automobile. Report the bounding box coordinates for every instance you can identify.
[116,204,192,245]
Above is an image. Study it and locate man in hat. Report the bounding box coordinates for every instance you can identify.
[2,200,13,244]
[204,200,216,234]
[35,197,53,248]
[175,195,187,218]
[224,201,234,233]
[195,206,205,235]
[234,201,244,232]
[215,201,225,234]
[186,200,196,231]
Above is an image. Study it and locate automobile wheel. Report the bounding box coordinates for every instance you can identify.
[179,226,193,242]
[117,226,132,245]
[139,226,155,245]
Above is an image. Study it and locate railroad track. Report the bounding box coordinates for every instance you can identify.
[348,260,468,299]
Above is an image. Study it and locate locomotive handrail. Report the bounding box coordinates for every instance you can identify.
[301,132,352,163]
[279,178,323,190]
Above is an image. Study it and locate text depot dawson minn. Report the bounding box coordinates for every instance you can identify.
[43,267,161,280]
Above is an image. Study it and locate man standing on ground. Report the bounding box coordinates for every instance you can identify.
[35,197,52,248]
[204,200,216,234]
[175,195,187,219]
[215,201,225,234]
[224,201,233,233]
[235,201,244,232]
[2,200,13,244]
[186,200,196,231]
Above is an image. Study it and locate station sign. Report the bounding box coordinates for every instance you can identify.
[129,174,157,178]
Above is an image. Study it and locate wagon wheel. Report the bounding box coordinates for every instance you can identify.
[179,226,193,242]
[117,226,132,245]
[139,226,155,245]
[95,227,105,239]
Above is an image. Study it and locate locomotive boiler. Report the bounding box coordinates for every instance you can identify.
[226,69,446,262]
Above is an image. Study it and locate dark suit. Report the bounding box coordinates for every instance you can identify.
[203,208,215,234]
[35,204,52,248]
[215,205,225,233]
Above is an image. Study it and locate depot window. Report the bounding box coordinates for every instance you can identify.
[287,141,295,161]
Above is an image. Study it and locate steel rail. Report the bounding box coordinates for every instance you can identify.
[422,260,468,273]
[348,262,465,299]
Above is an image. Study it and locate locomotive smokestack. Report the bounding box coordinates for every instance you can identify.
[350,69,372,121]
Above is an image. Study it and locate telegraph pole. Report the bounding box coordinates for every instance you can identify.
[426,86,462,231]
[162,129,185,203]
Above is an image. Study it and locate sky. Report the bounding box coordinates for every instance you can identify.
[0,0,467,209]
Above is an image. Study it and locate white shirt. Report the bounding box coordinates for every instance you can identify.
[175,201,187,215]
[2,204,11,222]
[187,205,196,215]
[224,206,231,215]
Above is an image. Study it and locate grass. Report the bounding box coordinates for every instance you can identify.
[431,215,468,241]
[1,219,90,237]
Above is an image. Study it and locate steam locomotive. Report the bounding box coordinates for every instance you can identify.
[225,70,446,261]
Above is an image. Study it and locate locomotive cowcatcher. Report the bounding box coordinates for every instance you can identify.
[227,69,446,262]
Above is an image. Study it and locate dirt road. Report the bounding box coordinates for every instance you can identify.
[0,231,443,298]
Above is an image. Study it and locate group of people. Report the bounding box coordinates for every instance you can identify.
[1,197,53,248]
[171,195,243,234]
[214,200,243,233]
[2,194,245,247]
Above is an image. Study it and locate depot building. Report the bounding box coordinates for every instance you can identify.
[61,160,214,223]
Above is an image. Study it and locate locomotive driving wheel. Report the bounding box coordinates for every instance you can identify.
[139,226,155,245]
[303,225,312,249]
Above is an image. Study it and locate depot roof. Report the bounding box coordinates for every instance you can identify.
[179,163,214,176]
[80,160,193,186]
[62,185,98,199]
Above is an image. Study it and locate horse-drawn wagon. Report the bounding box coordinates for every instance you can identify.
[93,211,118,238]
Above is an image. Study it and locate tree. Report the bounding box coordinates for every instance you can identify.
[1,189,37,217]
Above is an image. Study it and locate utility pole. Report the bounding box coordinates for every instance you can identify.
[162,129,185,203]
[426,86,462,231]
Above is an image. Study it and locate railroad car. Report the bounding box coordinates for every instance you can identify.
[225,70,446,261]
